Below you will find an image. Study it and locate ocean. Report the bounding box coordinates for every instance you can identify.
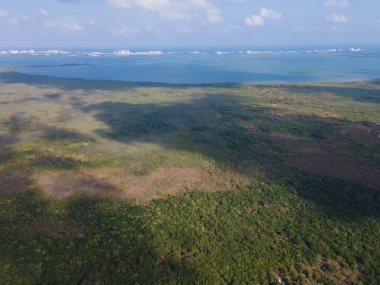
[1,48,380,84]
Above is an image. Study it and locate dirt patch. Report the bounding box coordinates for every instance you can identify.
[19,220,86,239]
[277,259,360,285]
[289,150,380,189]
[34,167,249,202]
[35,170,121,198]
[0,170,33,195]
[307,259,360,285]
[286,123,380,189]
[288,144,328,155]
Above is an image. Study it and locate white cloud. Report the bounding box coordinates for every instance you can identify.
[45,17,83,32]
[259,8,282,20]
[292,26,305,32]
[326,14,347,23]
[145,24,164,35]
[105,0,221,23]
[214,0,245,2]
[38,8,49,17]
[0,9,9,18]
[245,15,263,26]
[9,14,30,25]
[179,26,191,33]
[106,0,131,8]
[245,7,282,27]
[112,25,139,35]
[0,10,30,25]
[224,23,243,32]
[324,0,350,8]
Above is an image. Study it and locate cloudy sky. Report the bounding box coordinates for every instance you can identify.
[0,0,379,49]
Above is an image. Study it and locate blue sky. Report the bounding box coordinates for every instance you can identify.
[0,0,379,49]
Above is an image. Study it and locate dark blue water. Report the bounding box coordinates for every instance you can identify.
[1,50,380,84]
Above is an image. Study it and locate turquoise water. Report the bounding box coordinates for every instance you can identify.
[1,50,380,83]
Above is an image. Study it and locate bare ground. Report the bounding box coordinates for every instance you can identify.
[0,170,33,195]
[33,167,250,202]
[277,259,360,285]
[287,145,380,190]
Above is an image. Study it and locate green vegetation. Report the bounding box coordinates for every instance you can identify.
[1,181,379,284]
[0,71,379,284]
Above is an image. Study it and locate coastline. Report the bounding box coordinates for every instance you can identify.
[1,69,380,88]
[1,47,380,84]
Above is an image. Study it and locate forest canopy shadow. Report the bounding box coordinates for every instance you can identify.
[0,71,379,218]
[83,93,380,219]
[0,117,93,196]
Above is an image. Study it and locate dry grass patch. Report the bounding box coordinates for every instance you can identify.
[299,259,360,285]
[289,148,380,189]
[0,170,33,195]
[34,167,250,202]
[18,220,86,239]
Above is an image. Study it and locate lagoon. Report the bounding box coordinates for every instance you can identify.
[1,48,380,84]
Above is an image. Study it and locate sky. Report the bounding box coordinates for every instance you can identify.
[0,0,379,49]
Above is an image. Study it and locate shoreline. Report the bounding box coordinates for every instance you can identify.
[1,69,379,88]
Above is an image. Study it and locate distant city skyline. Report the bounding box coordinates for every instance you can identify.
[0,0,379,48]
